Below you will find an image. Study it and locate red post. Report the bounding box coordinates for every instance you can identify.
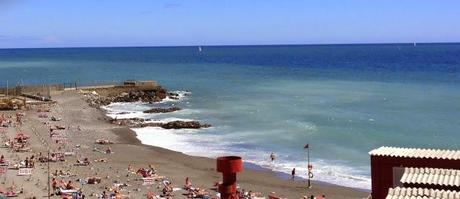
[217,156,243,199]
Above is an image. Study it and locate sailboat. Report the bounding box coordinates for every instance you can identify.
[198,46,202,52]
[413,42,417,47]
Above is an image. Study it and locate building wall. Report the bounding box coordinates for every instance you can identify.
[371,156,460,199]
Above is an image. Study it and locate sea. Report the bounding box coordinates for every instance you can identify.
[1,44,460,190]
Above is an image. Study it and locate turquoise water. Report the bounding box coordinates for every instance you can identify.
[1,44,460,189]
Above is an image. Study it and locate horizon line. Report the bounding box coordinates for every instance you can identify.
[1,41,459,50]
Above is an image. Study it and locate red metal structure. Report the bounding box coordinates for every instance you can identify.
[217,156,244,199]
[370,147,460,199]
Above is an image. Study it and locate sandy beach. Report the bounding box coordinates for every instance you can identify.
[0,90,369,198]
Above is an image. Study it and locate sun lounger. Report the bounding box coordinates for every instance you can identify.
[59,188,78,194]
[17,168,32,176]
[73,162,89,166]
[4,191,19,197]
[51,116,62,121]
[0,161,9,167]
[13,147,31,152]
[59,174,77,178]
[55,125,66,130]
[0,143,10,148]
[64,152,75,156]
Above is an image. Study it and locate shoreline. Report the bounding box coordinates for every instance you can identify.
[1,90,369,198]
[123,126,371,193]
[97,93,370,198]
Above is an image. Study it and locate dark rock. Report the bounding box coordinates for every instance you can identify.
[109,118,211,129]
[161,121,211,129]
[117,112,131,115]
[143,107,181,113]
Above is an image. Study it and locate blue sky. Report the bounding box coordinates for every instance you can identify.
[0,0,459,48]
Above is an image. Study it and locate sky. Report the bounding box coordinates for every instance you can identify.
[0,0,459,48]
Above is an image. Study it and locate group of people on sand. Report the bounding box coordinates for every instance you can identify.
[76,157,91,166]
[136,164,157,178]
[6,132,30,152]
[51,178,80,194]
[23,155,35,168]
[183,177,210,198]
[0,114,14,127]
[53,169,74,177]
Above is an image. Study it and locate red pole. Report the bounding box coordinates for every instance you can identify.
[217,156,243,199]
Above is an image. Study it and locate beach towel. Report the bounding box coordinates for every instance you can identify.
[59,188,78,194]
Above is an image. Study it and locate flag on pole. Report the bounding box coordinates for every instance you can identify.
[304,144,309,149]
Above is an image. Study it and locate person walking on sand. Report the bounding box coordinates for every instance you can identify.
[291,168,296,180]
[270,152,276,162]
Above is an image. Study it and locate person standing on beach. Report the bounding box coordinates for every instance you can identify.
[291,168,296,180]
[270,152,276,162]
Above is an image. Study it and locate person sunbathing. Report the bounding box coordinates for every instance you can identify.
[148,164,157,175]
[46,153,58,162]
[28,159,34,168]
[24,157,29,168]
[76,158,90,166]
[162,185,173,197]
[65,181,74,190]
[105,147,112,154]
[193,188,210,198]
[87,177,101,184]
[184,177,193,190]
[147,190,156,199]
[136,168,154,178]
[51,177,58,194]
[96,139,113,145]
[95,158,108,163]
[101,190,109,199]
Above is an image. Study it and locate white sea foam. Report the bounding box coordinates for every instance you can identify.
[160,90,191,103]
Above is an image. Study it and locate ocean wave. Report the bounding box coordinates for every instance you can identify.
[160,90,191,103]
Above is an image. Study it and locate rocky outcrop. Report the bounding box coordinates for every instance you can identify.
[104,89,168,105]
[143,107,181,113]
[80,84,211,129]
[110,118,211,129]
[82,88,174,107]
[161,121,211,129]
